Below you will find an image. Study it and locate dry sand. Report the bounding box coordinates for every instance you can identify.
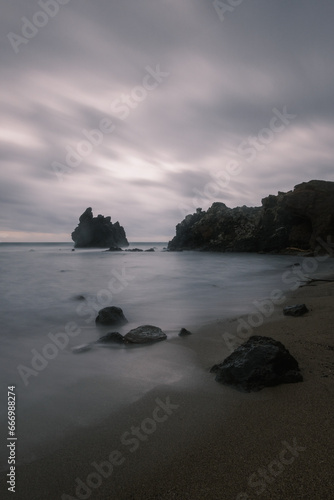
[7,280,334,499]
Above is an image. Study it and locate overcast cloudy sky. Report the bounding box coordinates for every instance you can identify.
[1,0,334,242]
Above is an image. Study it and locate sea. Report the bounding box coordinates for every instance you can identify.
[1,241,333,469]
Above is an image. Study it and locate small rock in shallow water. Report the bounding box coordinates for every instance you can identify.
[211,335,303,392]
[283,304,309,317]
[73,295,85,301]
[124,325,167,344]
[178,328,192,336]
[96,332,125,344]
[95,306,128,326]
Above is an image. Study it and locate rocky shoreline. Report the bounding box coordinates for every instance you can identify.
[11,278,334,499]
[168,180,334,254]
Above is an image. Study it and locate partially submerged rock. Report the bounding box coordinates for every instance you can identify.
[71,207,128,248]
[72,332,126,353]
[124,325,167,344]
[283,304,309,317]
[73,294,86,301]
[106,247,123,252]
[178,328,192,336]
[73,326,166,353]
[211,336,303,392]
[96,332,126,344]
[95,306,128,326]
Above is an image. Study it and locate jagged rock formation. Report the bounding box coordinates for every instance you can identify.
[168,180,334,253]
[72,207,129,248]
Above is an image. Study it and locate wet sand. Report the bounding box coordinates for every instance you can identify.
[6,280,334,499]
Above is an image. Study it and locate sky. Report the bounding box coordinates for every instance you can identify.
[1,0,334,242]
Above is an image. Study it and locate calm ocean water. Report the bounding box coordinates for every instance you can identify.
[1,242,333,468]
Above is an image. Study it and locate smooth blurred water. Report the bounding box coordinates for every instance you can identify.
[1,242,333,467]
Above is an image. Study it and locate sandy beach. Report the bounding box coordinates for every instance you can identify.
[7,278,334,500]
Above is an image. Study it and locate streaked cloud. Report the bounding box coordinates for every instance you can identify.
[1,0,334,242]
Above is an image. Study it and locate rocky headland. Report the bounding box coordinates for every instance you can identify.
[168,180,334,254]
[71,207,129,248]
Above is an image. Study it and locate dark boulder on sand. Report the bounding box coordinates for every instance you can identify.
[211,335,303,392]
[283,304,309,317]
[95,306,128,326]
[71,207,129,248]
[124,325,167,344]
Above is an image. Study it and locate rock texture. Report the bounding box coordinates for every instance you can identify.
[72,207,129,248]
[178,328,192,336]
[168,180,334,253]
[124,325,167,344]
[211,336,303,392]
[96,332,126,344]
[72,326,167,352]
[283,304,309,317]
[95,306,128,326]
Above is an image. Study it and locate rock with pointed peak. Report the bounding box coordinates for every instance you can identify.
[72,207,129,248]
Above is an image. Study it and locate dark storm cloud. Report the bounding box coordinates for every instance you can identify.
[1,0,334,241]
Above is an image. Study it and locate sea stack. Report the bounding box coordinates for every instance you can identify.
[71,207,129,248]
